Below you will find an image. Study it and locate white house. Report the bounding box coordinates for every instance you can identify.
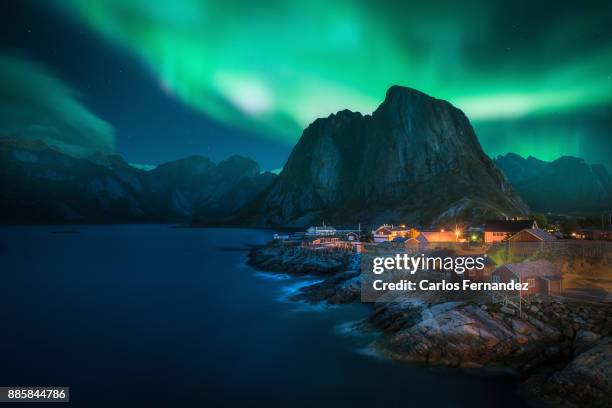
[372,224,411,243]
[305,226,337,236]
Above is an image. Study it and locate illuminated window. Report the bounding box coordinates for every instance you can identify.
[527,278,535,288]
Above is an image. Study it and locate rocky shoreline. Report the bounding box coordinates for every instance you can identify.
[248,242,612,407]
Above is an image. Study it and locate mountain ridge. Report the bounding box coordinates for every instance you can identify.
[233,85,529,227]
[0,137,276,224]
[495,153,612,214]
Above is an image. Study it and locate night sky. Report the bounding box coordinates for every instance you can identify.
[1,0,611,171]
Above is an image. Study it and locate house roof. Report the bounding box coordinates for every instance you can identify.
[484,220,536,233]
[510,228,557,242]
[406,235,428,244]
[419,231,457,242]
[495,259,561,280]
[375,225,410,232]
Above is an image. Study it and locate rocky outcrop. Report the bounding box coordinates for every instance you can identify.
[247,242,352,276]
[247,241,361,302]
[248,240,611,406]
[371,299,562,370]
[238,86,529,227]
[370,294,611,406]
[0,138,275,224]
[289,271,362,304]
[495,153,612,214]
[541,337,612,407]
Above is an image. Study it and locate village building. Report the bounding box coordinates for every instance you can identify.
[577,229,612,241]
[302,237,340,247]
[372,225,414,243]
[484,219,537,243]
[305,225,337,236]
[508,228,557,242]
[464,256,496,281]
[419,230,459,243]
[404,230,459,249]
[346,232,360,241]
[492,259,563,296]
[404,234,428,246]
[301,236,363,253]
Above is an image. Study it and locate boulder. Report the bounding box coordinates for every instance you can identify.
[574,330,601,354]
[543,338,612,407]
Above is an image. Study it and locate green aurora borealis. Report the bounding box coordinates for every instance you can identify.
[54,0,612,166]
[0,55,114,155]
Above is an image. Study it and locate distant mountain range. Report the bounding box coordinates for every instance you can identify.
[495,153,612,214]
[3,86,609,226]
[0,138,275,224]
[235,86,529,227]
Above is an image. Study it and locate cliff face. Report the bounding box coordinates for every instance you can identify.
[240,86,529,227]
[495,153,612,214]
[0,138,275,224]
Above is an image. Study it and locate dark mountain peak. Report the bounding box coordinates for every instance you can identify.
[499,152,525,160]
[307,109,363,132]
[526,155,543,163]
[152,154,215,175]
[498,153,597,170]
[496,153,527,165]
[341,108,364,118]
[375,85,454,117]
[0,141,275,224]
[87,151,131,170]
[217,155,261,180]
[218,155,259,170]
[495,153,612,213]
[178,154,214,165]
[332,108,361,118]
[553,155,587,167]
[238,86,529,227]
[384,84,430,101]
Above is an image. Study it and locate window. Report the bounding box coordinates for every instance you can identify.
[492,275,501,283]
[527,278,535,288]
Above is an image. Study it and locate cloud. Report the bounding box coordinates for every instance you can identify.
[0,55,114,156]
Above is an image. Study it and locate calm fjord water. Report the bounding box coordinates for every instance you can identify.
[0,226,527,407]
